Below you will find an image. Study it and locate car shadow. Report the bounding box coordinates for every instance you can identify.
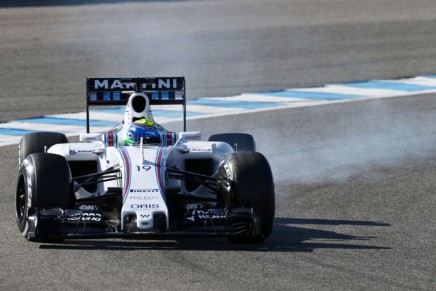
[39,217,391,252]
[0,0,179,8]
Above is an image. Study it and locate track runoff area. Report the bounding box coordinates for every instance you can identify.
[1,75,436,147]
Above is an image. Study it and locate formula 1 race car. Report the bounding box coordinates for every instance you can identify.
[15,77,275,243]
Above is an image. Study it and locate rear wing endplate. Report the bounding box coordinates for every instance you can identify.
[86,77,186,133]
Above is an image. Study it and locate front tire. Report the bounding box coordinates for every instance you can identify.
[19,132,68,166]
[224,152,275,242]
[16,153,72,241]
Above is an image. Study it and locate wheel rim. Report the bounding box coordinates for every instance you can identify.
[16,175,26,223]
[217,161,232,207]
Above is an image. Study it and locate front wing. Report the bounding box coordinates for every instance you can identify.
[31,205,255,240]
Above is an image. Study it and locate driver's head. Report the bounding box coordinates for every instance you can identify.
[125,118,161,145]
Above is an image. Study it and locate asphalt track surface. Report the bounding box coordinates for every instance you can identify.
[0,0,435,290]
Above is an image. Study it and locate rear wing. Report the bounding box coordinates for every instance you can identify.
[86,77,186,133]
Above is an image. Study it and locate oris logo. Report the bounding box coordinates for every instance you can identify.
[131,204,160,209]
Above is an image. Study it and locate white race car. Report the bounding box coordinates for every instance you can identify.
[15,77,275,243]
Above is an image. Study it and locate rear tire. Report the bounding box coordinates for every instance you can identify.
[19,132,68,166]
[209,133,256,152]
[16,153,72,241]
[224,152,275,243]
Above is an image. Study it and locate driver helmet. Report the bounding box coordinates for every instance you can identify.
[125,118,161,145]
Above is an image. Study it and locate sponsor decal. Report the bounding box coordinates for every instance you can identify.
[128,195,160,200]
[78,205,98,211]
[186,209,226,221]
[93,79,179,90]
[191,148,212,152]
[129,189,158,193]
[66,211,102,222]
[70,149,94,155]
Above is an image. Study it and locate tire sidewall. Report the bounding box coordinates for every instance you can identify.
[16,156,36,237]
[226,152,275,241]
[19,132,68,167]
[15,153,73,240]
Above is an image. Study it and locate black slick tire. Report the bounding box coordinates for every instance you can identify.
[16,153,72,241]
[225,152,275,242]
[19,132,68,166]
